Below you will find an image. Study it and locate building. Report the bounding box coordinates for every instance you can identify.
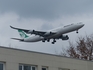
[0,46,93,70]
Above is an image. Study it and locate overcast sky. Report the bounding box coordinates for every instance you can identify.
[0,0,93,54]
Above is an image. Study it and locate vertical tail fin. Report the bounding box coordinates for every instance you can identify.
[18,29,29,39]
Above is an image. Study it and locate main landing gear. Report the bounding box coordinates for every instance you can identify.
[51,39,56,44]
[42,39,56,44]
[42,40,45,42]
[42,39,50,42]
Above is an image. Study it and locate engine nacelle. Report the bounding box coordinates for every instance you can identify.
[44,32,52,36]
[61,35,69,40]
[28,30,35,34]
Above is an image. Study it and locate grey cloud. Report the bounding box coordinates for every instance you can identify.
[40,23,54,30]
[0,0,93,20]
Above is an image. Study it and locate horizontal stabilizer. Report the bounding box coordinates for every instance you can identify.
[11,38,24,41]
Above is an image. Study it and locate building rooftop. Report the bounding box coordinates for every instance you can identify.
[0,46,93,62]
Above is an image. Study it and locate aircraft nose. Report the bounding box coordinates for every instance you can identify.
[81,23,85,27]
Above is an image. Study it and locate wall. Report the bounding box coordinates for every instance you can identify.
[0,47,93,70]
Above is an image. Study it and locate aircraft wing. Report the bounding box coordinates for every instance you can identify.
[10,26,56,37]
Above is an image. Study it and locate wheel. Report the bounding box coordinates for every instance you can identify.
[52,42,55,44]
[47,39,50,42]
[76,31,78,33]
[42,40,45,42]
[53,39,56,42]
[54,40,56,42]
[76,30,78,33]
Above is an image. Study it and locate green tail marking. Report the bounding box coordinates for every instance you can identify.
[18,29,29,38]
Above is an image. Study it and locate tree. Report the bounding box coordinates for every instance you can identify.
[60,35,93,61]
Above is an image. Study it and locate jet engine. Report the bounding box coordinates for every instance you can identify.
[61,35,69,40]
[44,32,52,36]
[28,30,35,34]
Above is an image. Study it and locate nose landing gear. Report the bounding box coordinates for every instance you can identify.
[76,30,78,33]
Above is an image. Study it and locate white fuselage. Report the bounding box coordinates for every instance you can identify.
[23,23,84,42]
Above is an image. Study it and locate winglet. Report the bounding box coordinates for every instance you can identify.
[10,25,13,28]
[10,26,29,33]
[10,26,18,30]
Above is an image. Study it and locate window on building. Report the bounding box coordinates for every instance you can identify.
[0,62,4,70]
[19,64,37,70]
[42,67,48,70]
[19,65,22,70]
[59,68,70,70]
[32,66,36,70]
[24,65,31,70]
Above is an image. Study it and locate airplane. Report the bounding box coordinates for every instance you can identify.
[10,22,84,44]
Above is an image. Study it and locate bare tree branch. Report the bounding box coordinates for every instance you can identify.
[59,34,93,61]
